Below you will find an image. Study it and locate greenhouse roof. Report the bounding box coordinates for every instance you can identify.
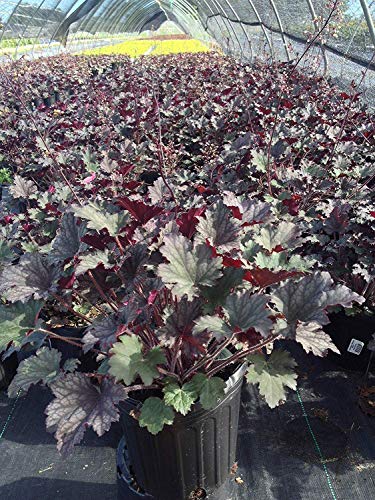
[0,1,375,100]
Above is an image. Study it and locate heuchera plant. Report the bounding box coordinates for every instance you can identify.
[0,51,373,455]
[0,189,364,454]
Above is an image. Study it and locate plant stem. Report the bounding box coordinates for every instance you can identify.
[152,87,177,207]
[38,328,108,356]
[205,334,236,370]
[206,334,280,378]
[124,383,159,395]
[114,236,125,256]
[88,270,118,312]
[170,336,182,373]
[51,292,92,323]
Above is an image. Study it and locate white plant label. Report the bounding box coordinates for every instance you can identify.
[347,338,364,355]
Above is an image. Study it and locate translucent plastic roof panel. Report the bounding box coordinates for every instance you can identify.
[1,0,374,103]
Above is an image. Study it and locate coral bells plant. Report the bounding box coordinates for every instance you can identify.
[0,189,364,454]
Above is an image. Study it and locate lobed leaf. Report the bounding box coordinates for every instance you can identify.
[83,303,138,351]
[193,315,231,340]
[74,202,128,237]
[163,382,197,415]
[0,300,43,351]
[224,291,273,337]
[139,397,175,434]
[295,321,340,356]
[184,373,226,410]
[246,350,297,408]
[196,200,240,251]
[271,272,365,336]
[9,175,37,199]
[158,234,222,299]
[158,298,202,341]
[51,213,86,263]
[254,222,302,252]
[8,347,62,398]
[76,249,111,276]
[46,373,127,455]
[0,253,59,303]
[109,334,166,385]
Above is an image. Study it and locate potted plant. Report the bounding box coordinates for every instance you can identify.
[0,190,364,499]
[0,165,13,203]
[304,201,375,372]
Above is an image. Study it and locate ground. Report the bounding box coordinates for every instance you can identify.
[1,346,374,499]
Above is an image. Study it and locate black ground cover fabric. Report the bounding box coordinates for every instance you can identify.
[0,347,374,500]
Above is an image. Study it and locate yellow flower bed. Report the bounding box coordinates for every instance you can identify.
[80,38,209,57]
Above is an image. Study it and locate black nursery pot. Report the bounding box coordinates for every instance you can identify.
[0,351,18,390]
[118,364,246,500]
[0,184,10,202]
[325,312,375,372]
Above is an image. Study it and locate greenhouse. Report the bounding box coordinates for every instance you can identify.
[0,1,374,499]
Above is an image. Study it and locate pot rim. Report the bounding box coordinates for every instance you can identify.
[121,362,248,425]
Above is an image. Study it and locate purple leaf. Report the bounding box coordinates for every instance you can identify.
[196,200,240,251]
[46,373,126,455]
[51,213,86,263]
[0,253,60,303]
[272,272,364,336]
[83,302,139,351]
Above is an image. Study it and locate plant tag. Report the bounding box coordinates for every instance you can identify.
[347,339,364,355]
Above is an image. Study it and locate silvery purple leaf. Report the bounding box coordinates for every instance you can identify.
[76,250,111,276]
[8,347,62,398]
[324,204,350,235]
[295,321,340,357]
[196,200,240,251]
[74,202,128,237]
[158,234,222,299]
[120,244,148,282]
[51,213,87,263]
[0,300,43,351]
[254,221,302,252]
[9,175,37,199]
[224,292,273,337]
[239,200,272,224]
[192,315,231,340]
[46,373,127,455]
[223,192,271,223]
[148,177,170,203]
[158,298,202,341]
[0,253,60,303]
[272,272,364,336]
[83,302,139,351]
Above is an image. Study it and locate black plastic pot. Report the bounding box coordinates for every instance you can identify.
[43,96,52,107]
[325,312,375,372]
[118,364,246,500]
[0,184,10,202]
[138,171,160,185]
[33,97,43,108]
[117,438,154,500]
[0,351,18,390]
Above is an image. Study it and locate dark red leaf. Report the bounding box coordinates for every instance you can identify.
[282,194,301,216]
[176,207,205,238]
[229,206,242,220]
[222,256,243,268]
[117,197,163,224]
[58,274,76,289]
[81,234,106,251]
[244,268,300,287]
